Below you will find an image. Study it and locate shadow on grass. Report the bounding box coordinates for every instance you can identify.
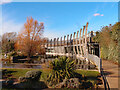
[73,72,82,80]
[76,72,103,88]
[72,72,100,89]
[2,69,48,89]
[2,81,48,89]
[81,81,93,89]
[2,69,17,80]
[2,69,17,75]
[103,71,113,76]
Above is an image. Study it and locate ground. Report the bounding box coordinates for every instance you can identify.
[102,59,120,89]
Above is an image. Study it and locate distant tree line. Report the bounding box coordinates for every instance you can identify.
[93,22,120,63]
[1,32,17,53]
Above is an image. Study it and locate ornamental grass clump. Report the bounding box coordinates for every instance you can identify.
[47,56,75,85]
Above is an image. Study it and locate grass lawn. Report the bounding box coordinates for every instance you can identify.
[75,70,100,85]
[2,68,40,79]
[75,69,99,77]
[2,68,102,88]
[1,68,51,81]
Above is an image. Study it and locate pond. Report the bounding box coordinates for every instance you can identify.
[2,63,42,69]
[2,58,56,69]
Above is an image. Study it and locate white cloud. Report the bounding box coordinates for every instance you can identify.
[93,13,100,16]
[1,16,23,35]
[0,0,12,5]
[3,20,23,35]
[43,29,65,40]
[93,13,104,16]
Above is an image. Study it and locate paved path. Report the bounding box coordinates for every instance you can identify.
[102,60,120,89]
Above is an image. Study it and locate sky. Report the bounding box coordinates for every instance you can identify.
[0,1,118,39]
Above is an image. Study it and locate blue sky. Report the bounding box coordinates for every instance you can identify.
[1,1,118,39]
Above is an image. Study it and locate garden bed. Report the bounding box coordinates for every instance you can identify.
[1,68,102,89]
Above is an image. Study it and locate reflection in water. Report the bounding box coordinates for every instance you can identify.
[2,58,55,69]
[2,64,41,69]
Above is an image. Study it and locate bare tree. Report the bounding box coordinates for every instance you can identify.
[2,32,17,53]
[15,17,46,60]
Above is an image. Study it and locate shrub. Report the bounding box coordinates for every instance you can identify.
[94,22,119,63]
[37,56,41,61]
[25,70,42,81]
[47,56,75,85]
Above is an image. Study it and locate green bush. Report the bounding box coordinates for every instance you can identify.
[25,70,42,81]
[47,56,75,85]
[93,22,119,63]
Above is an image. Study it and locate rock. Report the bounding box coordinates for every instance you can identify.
[55,82,64,88]
[55,78,80,88]
[1,80,7,87]
[2,80,14,88]
[6,80,14,86]
[18,76,27,83]
[25,70,42,81]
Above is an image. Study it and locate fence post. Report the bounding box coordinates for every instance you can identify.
[47,39,49,52]
[54,38,56,55]
[50,39,52,53]
[76,31,79,55]
[70,34,72,56]
[85,22,89,69]
[73,32,77,64]
[82,26,86,69]
[50,39,53,58]
[64,36,66,55]
[60,37,62,54]
[57,37,59,54]
[73,32,76,55]
[46,39,49,62]
[82,26,85,56]
[79,28,83,56]
[85,22,89,57]
[67,34,69,57]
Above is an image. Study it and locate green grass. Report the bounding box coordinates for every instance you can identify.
[1,68,51,81]
[2,68,40,79]
[40,69,51,81]
[75,70,99,77]
[75,70,100,85]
